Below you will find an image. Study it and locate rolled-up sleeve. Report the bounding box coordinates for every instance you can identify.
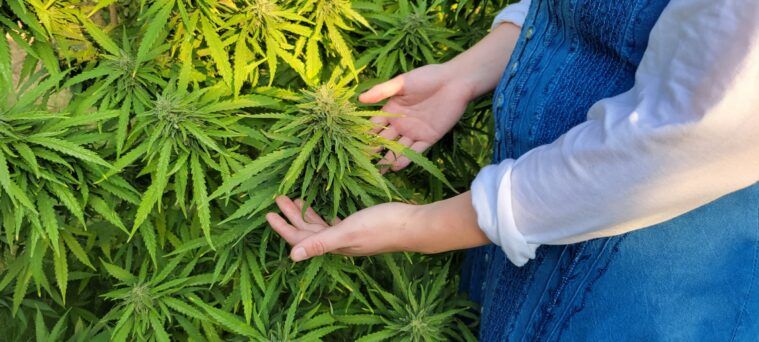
[472,0,759,267]
[491,0,532,29]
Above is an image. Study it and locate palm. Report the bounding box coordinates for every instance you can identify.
[267,196,413,261]
[360,64,471,171]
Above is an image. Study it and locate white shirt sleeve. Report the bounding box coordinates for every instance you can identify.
[491,0,532,29]
[472,0,759,267]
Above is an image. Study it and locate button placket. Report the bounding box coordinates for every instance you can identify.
[510,61,519,77]
[525,26,535,40]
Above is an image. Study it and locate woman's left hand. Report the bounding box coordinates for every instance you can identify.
[266,193,491,262]
[266,196,422,262]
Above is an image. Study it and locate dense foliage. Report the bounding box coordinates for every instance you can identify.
[0,0,511,340]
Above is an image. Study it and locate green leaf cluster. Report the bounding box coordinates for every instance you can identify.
[0,0,515,340]
[359,0,462,79]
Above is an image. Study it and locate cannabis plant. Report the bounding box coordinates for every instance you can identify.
[298,0,371,78]
[215,70,448,222]
[0,0,512,340]
[118,80,275,245]
[225,0,312,88]
[360,0,462,79]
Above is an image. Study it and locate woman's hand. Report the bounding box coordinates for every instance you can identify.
[266,196,420,261]
[360,22,522,172]
[266,193,491,262]
[360,64,474,172]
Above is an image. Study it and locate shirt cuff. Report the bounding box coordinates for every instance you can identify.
[471,159,539,266]
[491,1,532,30]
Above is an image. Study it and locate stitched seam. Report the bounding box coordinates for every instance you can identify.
[730,205,759,341]
[555,235,627,339]
[516,246,570,342]
[545,238,613,340]
[533,243,587,341]
[501,250,547,340]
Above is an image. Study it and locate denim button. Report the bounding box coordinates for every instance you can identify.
[496,94,504,107]
[495,130,501,142]
[484,253,490,262]
[510,61,519,76]
[525,26,535,39]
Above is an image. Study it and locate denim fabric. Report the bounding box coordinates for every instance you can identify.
[461,0,759,340]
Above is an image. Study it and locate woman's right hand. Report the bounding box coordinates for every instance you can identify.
[359,23,522,172]
[359,63,475,171]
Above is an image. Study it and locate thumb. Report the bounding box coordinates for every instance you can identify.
[359,75,405,104]
[290,227,347,262]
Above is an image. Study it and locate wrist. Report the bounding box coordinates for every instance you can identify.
[439,60,479,102]
[405,193,491,254]
[442,22,521,100]
[393,202,434,253]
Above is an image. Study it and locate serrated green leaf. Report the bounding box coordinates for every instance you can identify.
[355,329,399,342]
[233,34,250,97]
[239,258,253,323]
[37,191,60,255]
[201,16,233,87]
[132,143,171,234]
[140,220,158,267]
[79,16,121,56]
[13,142,39,177]
[191,297,266,339]
[190,153,212,248]
[136,0,174,63]
[35,308,48,342]
[26,136,110,167]
[279,131,322,195]
[89,194,127,233]
[61,232,94,269]
[53,241,68,302]
[101,260,135,283]
[298,326,345,341]
[149,314,170,342]
[211,148,298,199]
[335,314,385,325]
[48,183,85,225]
[384,140,453,190]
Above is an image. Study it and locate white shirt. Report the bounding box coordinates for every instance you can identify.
[472,0,759,266]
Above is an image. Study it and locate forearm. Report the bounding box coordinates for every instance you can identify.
[443,23,522,100]
[403,192,490,254]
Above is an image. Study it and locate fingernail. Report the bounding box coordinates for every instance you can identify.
[291,247,307,262]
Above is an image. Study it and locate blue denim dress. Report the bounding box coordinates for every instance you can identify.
[461,0,759,340]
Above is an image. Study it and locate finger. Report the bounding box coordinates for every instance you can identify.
[378,126,400,141]
[378,150,400,174]
[370,116,389,134]
[290,227,350,262]
[378,136,413,173]
[396,136,414,148]
[371,117,391,153]
[391,140,432,172]
[359,75,405,104]
[275,196,310,229]
[293,198,329,226]
[266,213,309,245]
